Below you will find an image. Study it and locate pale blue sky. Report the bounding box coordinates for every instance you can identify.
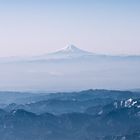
[0,0,140,57]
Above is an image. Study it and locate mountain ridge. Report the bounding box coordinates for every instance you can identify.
[1,44,140,62]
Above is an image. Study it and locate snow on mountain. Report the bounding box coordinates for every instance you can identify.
[32,44,94,60]
[0,44,94,63]
[1,44,140,62]
[52,44,93,55]
[112,98,140,109]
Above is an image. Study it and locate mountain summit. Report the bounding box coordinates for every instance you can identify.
[36,44,94,60]
[51,44,93,55]
[58,44,89,53]
[0,44,94,62]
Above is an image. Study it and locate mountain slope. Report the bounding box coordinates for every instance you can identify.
[30,44,94,60]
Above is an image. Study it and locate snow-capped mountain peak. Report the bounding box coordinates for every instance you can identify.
[59,44,86,53]
[52,44,93,55]
[0,44,94,62]
[34,44,94,60]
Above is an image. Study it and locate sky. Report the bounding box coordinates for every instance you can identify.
[0,0,140,57]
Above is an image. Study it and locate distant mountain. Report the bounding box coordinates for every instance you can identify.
[1,44,140,63]
[0,45,140,91]
[31,44,140,60]
[16,44,98,63]
[36,44,94,60]
[0,44,94,63]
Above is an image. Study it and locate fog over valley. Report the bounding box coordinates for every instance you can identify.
[0,45,140,92]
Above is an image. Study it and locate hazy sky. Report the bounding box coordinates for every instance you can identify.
[0,0,140,57]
